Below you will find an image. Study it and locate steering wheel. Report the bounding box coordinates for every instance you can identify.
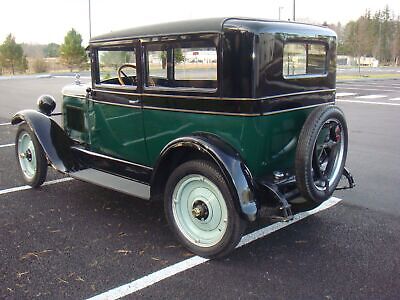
[117,63,136,85]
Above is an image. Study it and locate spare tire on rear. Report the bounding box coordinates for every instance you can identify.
[295,105,348,206]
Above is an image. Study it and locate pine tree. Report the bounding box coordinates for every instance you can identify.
[45,43,60,58]
[60,29,87,72]
[0,34,28,75]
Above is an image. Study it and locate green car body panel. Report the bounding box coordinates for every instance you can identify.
[62,96,148,165]
[142,107,313,178]
[62,93,312,179]
[88,102,148,165]
[62,95,89,144]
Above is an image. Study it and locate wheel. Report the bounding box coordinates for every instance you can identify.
[15,123,48,187]
[295,105,348,206]
[164,160,246,258]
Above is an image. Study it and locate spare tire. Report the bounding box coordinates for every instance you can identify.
[295,105,348,206]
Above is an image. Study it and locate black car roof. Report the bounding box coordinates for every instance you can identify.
[90,17,336,43]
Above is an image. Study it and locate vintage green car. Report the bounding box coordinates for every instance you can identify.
[12,17,354,258]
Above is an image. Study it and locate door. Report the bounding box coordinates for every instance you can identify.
[87,43,148,166]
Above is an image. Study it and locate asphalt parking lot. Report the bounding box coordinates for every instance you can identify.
[0,77,400,299]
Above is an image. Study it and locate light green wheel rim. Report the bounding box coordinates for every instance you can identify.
[172,174,228,248]
[17,132,37,180]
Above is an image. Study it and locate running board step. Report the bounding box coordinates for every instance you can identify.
[70,168,150,200]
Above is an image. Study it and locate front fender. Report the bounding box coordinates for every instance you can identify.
[153,133,258,221]
[12,109,79,173]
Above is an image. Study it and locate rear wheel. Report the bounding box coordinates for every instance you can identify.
[295,105,348,206]
[15,123,48,187]
[164,160,246,258]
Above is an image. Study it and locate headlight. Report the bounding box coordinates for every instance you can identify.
[37,95,56,116]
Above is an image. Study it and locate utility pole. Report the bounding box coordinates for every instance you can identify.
[293,0,296,21]
[279,6,284,20]
[88,0,92,39]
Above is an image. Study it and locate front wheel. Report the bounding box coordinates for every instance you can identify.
[164,160,246,258]
[15,123,48,187]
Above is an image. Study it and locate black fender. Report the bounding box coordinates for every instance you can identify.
[152,133,258,221]
[11,109,79,173]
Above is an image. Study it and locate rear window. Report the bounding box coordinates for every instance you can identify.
[283,43,327,78]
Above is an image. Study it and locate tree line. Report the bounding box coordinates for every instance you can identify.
[1,7,400,75]
[328,5,400,65]
[0,29,87,75]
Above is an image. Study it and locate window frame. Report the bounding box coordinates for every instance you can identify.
[143,38,219,94]
[282,41,328,80]
[93,42,140,92]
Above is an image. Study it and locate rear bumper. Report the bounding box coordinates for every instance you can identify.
[255,167,355,220]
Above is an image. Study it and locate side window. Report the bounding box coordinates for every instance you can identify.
[97,47,137,87]
[145,40,218,91]
[283,42,327,78]
[147,50,167,85]
[174,48,217,81]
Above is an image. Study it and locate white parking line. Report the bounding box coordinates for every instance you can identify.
[0,143,14,149]
[0,122,11,126]
[336,92,357,97]
[390,97,400,101]
[86,197,342,300]
[337,84,400,89]
[338,87,396,92]
[337,99,400,106]
[0,177,73,196]
[356,95,388,99]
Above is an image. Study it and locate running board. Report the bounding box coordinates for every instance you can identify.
[70,168,150,200]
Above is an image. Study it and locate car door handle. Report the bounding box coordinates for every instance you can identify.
[128,100,140,105]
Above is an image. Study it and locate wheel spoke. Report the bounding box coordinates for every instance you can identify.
[324,145,339,177]
[312,146,324,180]
[322,139,338,150]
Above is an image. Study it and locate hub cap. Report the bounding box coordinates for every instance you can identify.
[17,132,37,179]
[172,174,228,248]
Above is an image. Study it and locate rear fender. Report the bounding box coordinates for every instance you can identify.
[152,133,258,221]
[12,109,80,173]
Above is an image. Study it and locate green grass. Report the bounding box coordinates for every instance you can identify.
[337,73,400,80]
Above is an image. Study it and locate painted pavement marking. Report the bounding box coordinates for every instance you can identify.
[86,197,342,300]
[337,84,400,89]
[0,177,74,196]
[338,87,396,92]
[337,99,400,106]
[336,92,357,97]
[355,94,388,99]
[0,143,14,149]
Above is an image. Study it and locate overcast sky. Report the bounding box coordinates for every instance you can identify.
[1,0,399,45]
